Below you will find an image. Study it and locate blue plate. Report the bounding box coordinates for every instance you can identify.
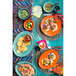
[15,61,37,76]
[13,31,34,57]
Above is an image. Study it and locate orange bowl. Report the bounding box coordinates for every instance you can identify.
[38,50,59,69]
[41,15,61,36]
[24,20,34,30]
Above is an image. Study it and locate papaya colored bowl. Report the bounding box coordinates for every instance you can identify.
[41,15,61,36]
[38,50,59,69]
[24,20,34,30]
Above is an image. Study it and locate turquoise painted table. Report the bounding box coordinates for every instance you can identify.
[32,0,63,76]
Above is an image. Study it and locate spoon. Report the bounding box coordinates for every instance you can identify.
[51,3,59,7]
[46,3,59,8]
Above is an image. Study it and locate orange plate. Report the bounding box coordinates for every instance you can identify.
[41,15,61,36]
[24,20,34,30]
[38,50,59,69]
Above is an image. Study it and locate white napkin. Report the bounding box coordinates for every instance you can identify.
[32,6,42,18]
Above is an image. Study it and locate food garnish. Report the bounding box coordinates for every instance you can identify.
[54,21,57,23]
[49,62,51,65]
[26,21,33,29]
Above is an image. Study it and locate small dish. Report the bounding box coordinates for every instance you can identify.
[18,8,29,20]
[54,6,60,12]
[24,20,34,30]
[43,2,54,12]
[24,35,31,42]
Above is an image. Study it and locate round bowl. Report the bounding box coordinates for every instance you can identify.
[54,6,60,11]
[24,19,34,30]
[24,35,31,42]
[43,2,54,13]
[18,8,29,20]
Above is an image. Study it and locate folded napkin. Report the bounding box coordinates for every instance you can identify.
[32,6,42,18]
[51,63,63,75]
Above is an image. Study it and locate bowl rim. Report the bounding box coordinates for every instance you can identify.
[18,8,30,20]
[43,2,54,13]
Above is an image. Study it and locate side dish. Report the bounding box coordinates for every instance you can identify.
[24,35,31,42]
[20,9,29,19]
[44,3,52,11]
[18,64,35,76]
[24,20,34,30]
[43,2,54,12]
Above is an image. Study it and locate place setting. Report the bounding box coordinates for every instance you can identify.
[34,40,63,75]
[36,14,63,40]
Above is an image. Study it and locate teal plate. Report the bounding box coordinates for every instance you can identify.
[15,61,37,76]
[13,31,34,57]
